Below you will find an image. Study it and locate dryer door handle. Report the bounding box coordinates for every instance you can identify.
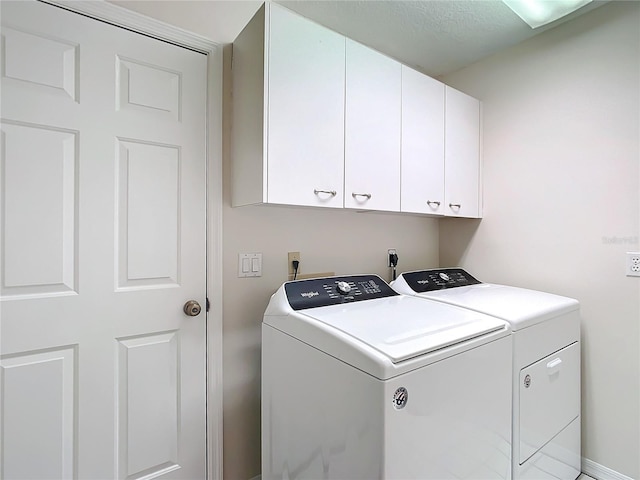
[546,358,562,375]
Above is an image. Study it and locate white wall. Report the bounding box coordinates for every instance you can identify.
[440,2,640,478]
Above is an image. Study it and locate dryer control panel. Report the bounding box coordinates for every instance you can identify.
[285,275,398,310]
[401,268,481,293]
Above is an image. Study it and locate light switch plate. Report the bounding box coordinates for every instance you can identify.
[238,253,262,277]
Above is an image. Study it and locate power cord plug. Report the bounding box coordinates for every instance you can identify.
[388,252,399,281]
[292,260,300,280]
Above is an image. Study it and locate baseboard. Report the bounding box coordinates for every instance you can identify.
[582,457,635,480]
[251,461,631,480]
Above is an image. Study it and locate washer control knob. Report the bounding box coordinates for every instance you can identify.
[439,272,450,281]
[336,281,352,295]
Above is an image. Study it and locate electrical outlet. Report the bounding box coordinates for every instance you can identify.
[627,252,640,277]
[388,249,397,267]
[288,251,301,276]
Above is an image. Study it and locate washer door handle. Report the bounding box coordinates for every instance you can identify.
[547,357,562,375]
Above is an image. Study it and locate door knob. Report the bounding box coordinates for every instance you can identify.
[183,300,202,317]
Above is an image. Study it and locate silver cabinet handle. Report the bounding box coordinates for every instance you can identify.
[352,193,372,199]
[427,200,441,207]
[449,203,461,209]
[314,189,337,196]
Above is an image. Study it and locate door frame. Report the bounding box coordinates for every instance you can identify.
[40,2,224,478]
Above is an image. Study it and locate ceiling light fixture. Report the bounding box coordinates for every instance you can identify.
[502,0,593,29]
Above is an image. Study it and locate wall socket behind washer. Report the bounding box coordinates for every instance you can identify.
[388,249,397,267]
[627,252,640,277]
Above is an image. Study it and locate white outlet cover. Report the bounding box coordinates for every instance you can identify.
[626,252,640,277]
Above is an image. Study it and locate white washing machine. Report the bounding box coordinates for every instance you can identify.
[262,274,513,480]
[392,268,581,480]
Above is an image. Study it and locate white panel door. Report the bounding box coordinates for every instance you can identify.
[401,66,445,215]
[0,2,207,479]
[444,86,481,218]
[345,39,401,212]
[267,4,345,208]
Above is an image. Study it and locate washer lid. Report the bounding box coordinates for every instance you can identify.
[294,294,507,364]
[392,269,579,330]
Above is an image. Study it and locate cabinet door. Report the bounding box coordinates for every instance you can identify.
[444,86,481,218]
[401,66,445,215]
[345,39,401,211]
[267,4,345,207]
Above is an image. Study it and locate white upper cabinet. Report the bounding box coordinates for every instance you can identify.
[400,65,445,215]
[232,4,345,208]
[445,86,482,218]
[232,4,482,218]
[344,40,402,212]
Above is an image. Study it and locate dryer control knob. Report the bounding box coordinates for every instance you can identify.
[336,281,352,295]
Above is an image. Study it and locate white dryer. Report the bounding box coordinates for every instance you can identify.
[392,268,581,480]
[262,274,513,479]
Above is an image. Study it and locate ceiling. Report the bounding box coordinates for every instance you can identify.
[112,0,608,77]
[277,0,608,77]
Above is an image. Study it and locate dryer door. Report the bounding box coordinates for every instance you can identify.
[519,342,580,464]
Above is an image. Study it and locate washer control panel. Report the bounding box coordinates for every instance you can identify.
[401,268,481,293]
[285,275,398,310]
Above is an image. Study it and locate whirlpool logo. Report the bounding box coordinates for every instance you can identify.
[300,291,319,298]
[417,279,429,285]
